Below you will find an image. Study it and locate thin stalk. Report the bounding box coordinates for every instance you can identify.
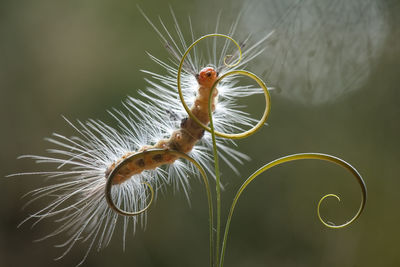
[208,96,221,267]
[219,153,367,266]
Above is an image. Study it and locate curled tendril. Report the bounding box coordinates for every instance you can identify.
[105,153,155,217]
[223,54,241,68]
[177,34,271,139]
[106,180,154,217]
[105,148,215,267]
[317,193,341,228]
[219,153,367,267]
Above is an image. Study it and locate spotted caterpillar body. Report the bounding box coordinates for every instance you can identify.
[108,67,219,184]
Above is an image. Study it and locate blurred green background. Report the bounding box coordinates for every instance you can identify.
[1,0,399,266]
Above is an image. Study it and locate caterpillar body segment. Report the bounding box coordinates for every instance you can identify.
[107,67,219,185]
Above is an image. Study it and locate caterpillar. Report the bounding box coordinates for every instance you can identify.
[13,9,274,265]
[106,66,219,185]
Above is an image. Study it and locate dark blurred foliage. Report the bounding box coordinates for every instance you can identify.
[1,0,399,266]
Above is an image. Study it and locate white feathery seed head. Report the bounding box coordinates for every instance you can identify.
[12,8,274,265]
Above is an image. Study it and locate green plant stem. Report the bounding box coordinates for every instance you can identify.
[208,99,221,267]
[219,153,367,267]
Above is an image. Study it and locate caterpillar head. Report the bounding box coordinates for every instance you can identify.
[196,67,218,87]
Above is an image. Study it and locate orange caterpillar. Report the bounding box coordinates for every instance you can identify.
[106,67,219,184]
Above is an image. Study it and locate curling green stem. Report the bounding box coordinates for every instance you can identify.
[219,153,367,267]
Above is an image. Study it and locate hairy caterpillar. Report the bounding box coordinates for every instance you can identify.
[106,66,219,185]
[12,9,274,265]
